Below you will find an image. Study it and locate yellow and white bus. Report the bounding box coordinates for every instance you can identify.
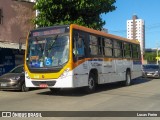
[24,24,142,93]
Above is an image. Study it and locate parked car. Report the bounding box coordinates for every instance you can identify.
[142,64,160,78]
[0,65,29,92]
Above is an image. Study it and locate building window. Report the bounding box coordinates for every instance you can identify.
[0,9,3,24]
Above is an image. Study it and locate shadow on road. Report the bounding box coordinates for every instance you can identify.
[0,88,41,92]
[37,88,88,97]
[94,77,153,93]
[37,77,153,97]
[131,77,153,85]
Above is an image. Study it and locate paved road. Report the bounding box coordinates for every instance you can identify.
[0,78,160,120]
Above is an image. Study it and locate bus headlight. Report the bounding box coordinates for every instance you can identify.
[59,68,70,79]
[25,71,30,79]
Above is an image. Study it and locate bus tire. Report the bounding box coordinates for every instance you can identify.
[21,83,29,92]
[124,71,131,86]
[50,88,61,94]
[85,73,96,93]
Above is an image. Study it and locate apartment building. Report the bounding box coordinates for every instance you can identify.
[127,15,145,54]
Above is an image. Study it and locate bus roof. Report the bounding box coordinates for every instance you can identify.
[31,25,69,32]
[30,24,139,45]
[70,24,140,45]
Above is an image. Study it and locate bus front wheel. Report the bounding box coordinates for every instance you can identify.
[85,73,96,93]
[21,83,29,92]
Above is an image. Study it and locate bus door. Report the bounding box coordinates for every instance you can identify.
[72,30,89,87]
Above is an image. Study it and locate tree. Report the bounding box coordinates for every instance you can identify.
[144,52,157,63]
[34,0,116,30]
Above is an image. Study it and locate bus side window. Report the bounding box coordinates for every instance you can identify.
[73,32,85,60]
[76,37,85,56]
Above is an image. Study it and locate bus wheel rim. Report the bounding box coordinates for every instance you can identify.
[89,77,94,89]
[127,73,131,84]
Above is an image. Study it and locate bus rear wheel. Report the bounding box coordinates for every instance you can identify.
[85,73,96,93]
[124,71,131,86]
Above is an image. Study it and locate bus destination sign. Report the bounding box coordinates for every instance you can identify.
[32,28,65,37]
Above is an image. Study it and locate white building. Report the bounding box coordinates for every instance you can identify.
[127,15,145,54]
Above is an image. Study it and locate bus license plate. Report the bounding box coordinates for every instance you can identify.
[39,84,48,88]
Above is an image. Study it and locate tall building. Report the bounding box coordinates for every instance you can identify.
[127,15,145,54]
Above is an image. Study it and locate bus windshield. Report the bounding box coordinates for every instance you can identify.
[26,34,69,68]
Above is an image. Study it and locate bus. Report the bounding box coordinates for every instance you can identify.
[24,24,142,93]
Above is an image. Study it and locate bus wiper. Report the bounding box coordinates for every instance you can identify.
[48,35,59,50]
[58,61,68,67]
[53,35,59,42]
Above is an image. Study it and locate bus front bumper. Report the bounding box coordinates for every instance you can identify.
[25,75,74,88]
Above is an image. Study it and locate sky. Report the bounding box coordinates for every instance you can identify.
[102,0,160,49]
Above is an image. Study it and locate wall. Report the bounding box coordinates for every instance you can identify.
[0,0,35,44]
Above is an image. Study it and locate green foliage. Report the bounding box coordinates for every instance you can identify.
[144,52,160,62]
[34,0,116,30]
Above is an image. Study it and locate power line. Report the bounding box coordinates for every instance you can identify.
[107,23,160,34]
[108,30,126,33]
